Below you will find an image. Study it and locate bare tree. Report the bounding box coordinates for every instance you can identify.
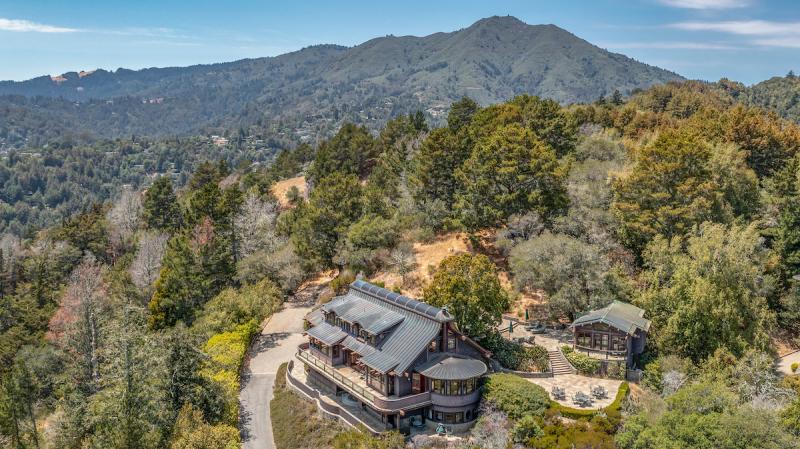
[234,192,281,259]
[387,242,416,285]
[129,232,169,291]
[0,233,23,293]
[471,404,510,449]
[107,187,143,257]
[49,254,109,393]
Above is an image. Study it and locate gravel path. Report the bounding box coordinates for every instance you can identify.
[239,303,311,449]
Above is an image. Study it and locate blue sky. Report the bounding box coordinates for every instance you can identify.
[1,0,799,84]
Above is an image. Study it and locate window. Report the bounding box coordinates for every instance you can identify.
[611,335,626,352]
[429,340,438,352]
[434,411,444,421]
[368,369,384,392]
[412,373,422,393]
[463,378,476,394]
[332,345,340,358]
[448,380,460,395]
[577,332,591,348]
[432,379,444,394]
[447,335,457,351]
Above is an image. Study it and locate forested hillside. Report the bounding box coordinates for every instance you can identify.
[0,135,291,236]
[0,16,682,147]
[3,80,800,448]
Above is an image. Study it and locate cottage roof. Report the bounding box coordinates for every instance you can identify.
[416,354,487,380]
[571,300,651,335]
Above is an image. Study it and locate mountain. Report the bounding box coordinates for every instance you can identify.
[0,16,683,146]
[744,73,800,123]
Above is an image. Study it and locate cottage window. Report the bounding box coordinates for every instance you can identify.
[577,332,591,348]
[611,336,626,352]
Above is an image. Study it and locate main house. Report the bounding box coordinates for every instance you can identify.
[297,279,490,433]
[570,300,651,369]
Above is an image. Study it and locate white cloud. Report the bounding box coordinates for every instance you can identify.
[752,38,800,48]
[657,0,750,9]
[671,20,800,36]
[603,41,739,50]
[0,17,79,33]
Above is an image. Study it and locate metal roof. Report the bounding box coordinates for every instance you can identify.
[417,354,487,380]
[306,281,444,374]
[350,280,453,323]
[341,335,377,357]
[306,321,348,346]
[321,294,405,335]
[305,308,325,326]
[571,300,651,335]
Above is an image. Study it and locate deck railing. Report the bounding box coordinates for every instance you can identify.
[573,345,627,359]
[297,347,432,412]
[297,348,376,403]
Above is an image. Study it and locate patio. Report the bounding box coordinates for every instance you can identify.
[527,374,622,409]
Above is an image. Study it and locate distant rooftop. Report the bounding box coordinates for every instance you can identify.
[571,300,651,335]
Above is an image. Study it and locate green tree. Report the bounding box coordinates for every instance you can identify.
[287,173,363,268]
[455,124,567,229]
[447,97,479,133]
[409,128,469,211]
[423,254,509,338]
[143,176,182,231]
[510,94,578,157]
[307,123,378,184]
[148,235,205,329]
[638,222,775,361]
[612,130,737,255]
[510,232,631,320]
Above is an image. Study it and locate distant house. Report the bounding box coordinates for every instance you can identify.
[295,280,490,434]
[570,301,650,369]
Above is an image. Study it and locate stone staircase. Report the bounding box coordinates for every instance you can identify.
[548,350,575,375]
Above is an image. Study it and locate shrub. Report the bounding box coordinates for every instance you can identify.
[562,346,601,375]
[512,415,544,443]
[483,333,549,372]
[331,270,356,294]
[170,403,239,449]
[195,278,283,337]
[203,321,259,424]
[483,373,550,420]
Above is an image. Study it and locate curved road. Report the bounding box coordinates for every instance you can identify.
[240,302,311,449]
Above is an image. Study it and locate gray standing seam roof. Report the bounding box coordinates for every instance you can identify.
[416,354,488,380]
[321,295,405,335]
[306,321,348,346]
[307,281,444,374]
[305,308,325,326]
[341,335,377,357]
[571,300,651,335]
[350,279,453,323]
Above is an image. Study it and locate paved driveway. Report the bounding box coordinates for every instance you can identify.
[240,303,311,449]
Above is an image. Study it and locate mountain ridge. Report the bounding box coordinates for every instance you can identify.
[0,16,684,146]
